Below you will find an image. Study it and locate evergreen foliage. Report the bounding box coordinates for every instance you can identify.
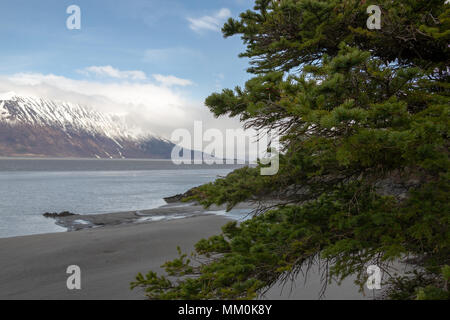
[132,0,449,299]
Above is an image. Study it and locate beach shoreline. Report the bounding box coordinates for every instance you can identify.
[0,214,232,300]
[44,202,256,232]
[0,204,372,300]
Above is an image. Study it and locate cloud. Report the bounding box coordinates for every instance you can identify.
[77,66,193,87]
[187,8,231,33]
[0,72,243,141]
[78,65,147,80]
[153,74,193,87]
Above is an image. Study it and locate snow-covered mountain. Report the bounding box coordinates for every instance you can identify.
[0,92,175,159]
[0,92,134,140]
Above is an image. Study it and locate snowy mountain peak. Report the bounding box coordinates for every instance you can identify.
[0,93,135,141]
[0,93,176,159]
[0,91,19,101]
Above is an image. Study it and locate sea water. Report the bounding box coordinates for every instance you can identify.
[0,158,246,238]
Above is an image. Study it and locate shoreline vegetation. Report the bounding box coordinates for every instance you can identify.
[1,0,447,301]
[130,0,449,300]
[0,170,433,300]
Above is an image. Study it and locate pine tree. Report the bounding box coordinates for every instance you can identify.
[132,0,449,300]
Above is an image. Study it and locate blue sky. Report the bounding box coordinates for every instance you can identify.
[0,0,257,138]
[0,0,253,99]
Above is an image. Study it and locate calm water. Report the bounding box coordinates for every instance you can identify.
[0,158,244,238]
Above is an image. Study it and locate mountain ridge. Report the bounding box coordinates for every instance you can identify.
[0,93,176,159]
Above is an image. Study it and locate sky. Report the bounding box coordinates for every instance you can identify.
[0,0,256,140]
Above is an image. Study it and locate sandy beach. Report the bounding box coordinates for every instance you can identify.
[0,207,371,300]
[0,214,231,300]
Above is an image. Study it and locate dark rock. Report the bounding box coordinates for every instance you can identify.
[163,187,198,203]
[43,211,78,218]
[163,194,184,203]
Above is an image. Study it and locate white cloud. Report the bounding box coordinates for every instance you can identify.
[78,66,192,87]
[0,72,244,142]
[78,65,147,80]
[187,8,231,33]
[153,74,193,87]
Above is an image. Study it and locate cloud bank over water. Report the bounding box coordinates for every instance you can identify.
[0,70,246,144]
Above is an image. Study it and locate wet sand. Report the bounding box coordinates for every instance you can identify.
[0,215,231,300]
[47,202,256,231]
[0,208,371,300]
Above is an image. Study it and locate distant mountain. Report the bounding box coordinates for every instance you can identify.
[0,92,176,159]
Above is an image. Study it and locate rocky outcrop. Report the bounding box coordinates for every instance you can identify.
[43,211,78,218]
[163,187,198,203]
